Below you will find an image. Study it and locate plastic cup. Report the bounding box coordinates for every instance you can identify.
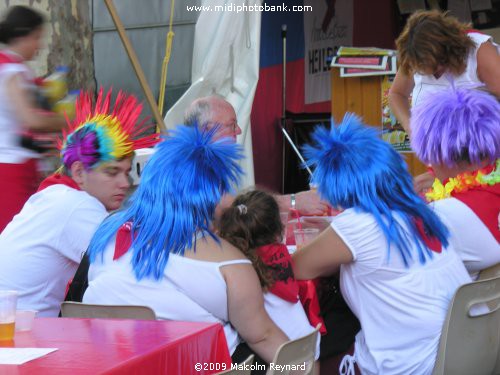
[15,310,37,332]
[280,212,289,244]
[0,290,18,341]
[293,228,320,250]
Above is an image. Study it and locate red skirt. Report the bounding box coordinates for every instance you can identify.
[0,159,39,232]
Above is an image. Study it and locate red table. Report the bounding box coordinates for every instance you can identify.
[0,318,232,375]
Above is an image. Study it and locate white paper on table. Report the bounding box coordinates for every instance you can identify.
[0,348,58,365]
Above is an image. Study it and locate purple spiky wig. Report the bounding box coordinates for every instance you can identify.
[410,88,500,167]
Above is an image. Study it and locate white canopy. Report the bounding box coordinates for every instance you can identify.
[164,0,260,188]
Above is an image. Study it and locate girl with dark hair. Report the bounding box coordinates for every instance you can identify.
[219,190,320,369]
[0,6,66,231]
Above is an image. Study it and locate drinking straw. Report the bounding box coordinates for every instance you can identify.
[290,208,304,244]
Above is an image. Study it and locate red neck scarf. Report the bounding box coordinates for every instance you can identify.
[438,164,499,243]
[37,173,81,192]
[453,184,500,243]
[413,218,442,253]
[0,51,22,64]
[0,51,44,86]
[256,243,299,303]
[114,222,133,260]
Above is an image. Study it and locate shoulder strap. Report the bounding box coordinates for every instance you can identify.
[219,259,252,267]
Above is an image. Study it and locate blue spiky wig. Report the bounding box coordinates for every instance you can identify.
[88,125,244,280]
[303,114,449,266]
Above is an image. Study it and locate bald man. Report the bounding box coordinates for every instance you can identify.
[184,95,328,216]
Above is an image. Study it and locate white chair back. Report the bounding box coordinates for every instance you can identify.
[60,301,156,320]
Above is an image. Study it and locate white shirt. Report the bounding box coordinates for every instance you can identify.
[0,185,108,316]
[0,50,38,163]
[84,246,250,354]
[411,32,497,108]
[332,209,470,375]
[431,198,500,280]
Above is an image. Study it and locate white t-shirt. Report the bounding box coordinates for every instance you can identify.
[264,292,320,359]
[332,209,470,375]
[0,185,108,316]
[431,198,500,280]
[411,32,497,108]
[0,50,38,163]
[84,246,250,354]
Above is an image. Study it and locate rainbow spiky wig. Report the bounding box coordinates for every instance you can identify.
[411,87,500,167]
[88,125,244,280]
[303,114,449,266]
[59,89,159,172]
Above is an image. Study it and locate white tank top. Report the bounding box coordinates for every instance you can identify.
[411,32,498,108]
[84,239,251,355]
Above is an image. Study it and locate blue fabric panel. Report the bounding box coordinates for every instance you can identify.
[260,0,305,67]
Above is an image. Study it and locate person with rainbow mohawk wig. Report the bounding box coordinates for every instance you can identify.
[83,125,289,365]
[411,87,500,280]
[0,89,159,317]
[292,114,470,375]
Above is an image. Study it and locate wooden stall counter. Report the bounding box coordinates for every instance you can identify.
[330,66,427,177]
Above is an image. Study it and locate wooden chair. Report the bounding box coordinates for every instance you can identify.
[266,325,320,375]
[60,301,156,320]
[217,355,254,375]
[432,276,500,375]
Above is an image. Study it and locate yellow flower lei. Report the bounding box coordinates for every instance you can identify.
[425,159,500,202]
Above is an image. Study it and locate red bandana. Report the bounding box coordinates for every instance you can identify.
[0,51,22,64]
[453,184,500,243]
[114,222,133,260]
[37,173,81,192]
[256,243,299,303]
[413,218,442,253]
[0,52,36,85]
[436,164,500,243]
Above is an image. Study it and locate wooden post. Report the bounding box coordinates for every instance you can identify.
[103,0,167,134]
